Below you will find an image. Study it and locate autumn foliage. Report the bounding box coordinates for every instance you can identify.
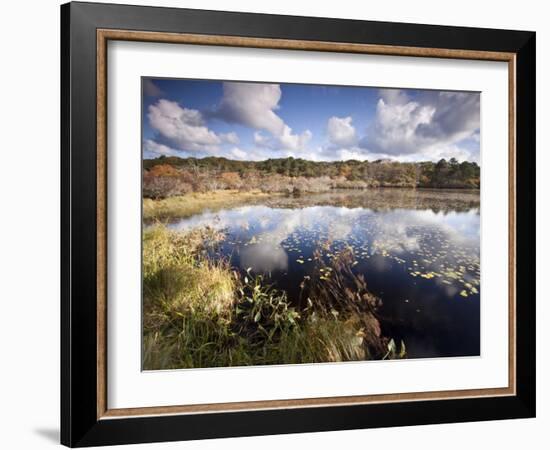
[143,156,480,199]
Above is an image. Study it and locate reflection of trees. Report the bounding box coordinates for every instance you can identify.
[264,188,480,214]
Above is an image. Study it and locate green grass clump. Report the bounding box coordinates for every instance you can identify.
[142,225,241,369]
[142,225,400,370]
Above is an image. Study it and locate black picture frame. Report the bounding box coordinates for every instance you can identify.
[61,1,536,447]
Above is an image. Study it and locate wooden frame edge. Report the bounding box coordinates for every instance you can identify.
[100,387,515,419]
[96,28,517,420]
[98,29,515,61]
[97,29,108,419]
[508,55,517,395]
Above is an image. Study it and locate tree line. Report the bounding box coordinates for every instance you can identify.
[143,156,480,199]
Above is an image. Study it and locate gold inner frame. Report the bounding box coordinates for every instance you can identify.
[96,29,517,420]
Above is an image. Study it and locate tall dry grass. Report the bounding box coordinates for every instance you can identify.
[143,190,276,220]
[142,225,403,370]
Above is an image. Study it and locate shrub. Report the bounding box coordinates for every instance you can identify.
[219,171,243,189]
[143,175,193,199]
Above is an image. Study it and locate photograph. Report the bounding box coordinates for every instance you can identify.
[55,1,537,446]
[141,78,481,370]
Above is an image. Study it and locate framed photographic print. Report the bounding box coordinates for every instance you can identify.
[61,1,536,447]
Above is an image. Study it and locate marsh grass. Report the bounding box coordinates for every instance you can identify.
[143,190,278,220]
[142,225,401,370]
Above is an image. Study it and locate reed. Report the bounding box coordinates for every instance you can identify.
[142,224,403,370]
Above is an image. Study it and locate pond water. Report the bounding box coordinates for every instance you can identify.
[165,189,480,359]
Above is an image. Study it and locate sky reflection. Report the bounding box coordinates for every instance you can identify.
[161,190,480,358]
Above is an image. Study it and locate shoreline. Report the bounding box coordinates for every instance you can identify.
[143,189,280,220]
[143,224,399,370]
[143,187,480,220]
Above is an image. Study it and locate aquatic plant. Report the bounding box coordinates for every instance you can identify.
[301,246,390,359]
[142,225,401,370]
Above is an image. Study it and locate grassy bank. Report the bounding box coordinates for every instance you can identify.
[143,189,278,220]
[142,225,402,370]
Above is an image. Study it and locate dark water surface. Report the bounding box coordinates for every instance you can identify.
[166,189,480,359]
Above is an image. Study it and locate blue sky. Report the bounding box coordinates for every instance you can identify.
[142,78,480,163]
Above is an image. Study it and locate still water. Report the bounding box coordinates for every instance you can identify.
[166,189,480,359]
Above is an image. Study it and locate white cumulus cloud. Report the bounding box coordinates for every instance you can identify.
[327,116,357,147]
[254,127,312,152]
[216,82,312,153]
[230,147,248,160]
[148,99,223,153]
[143,139,179,156]
[358,89,480,162]
[220,131,240,145]
[217,82,285,135]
